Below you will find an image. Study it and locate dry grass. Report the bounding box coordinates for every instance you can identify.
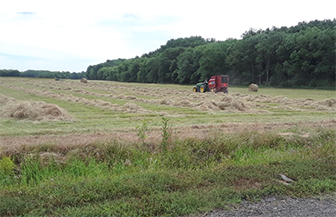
[0,78,335,217]
[0,94,73,121]
[1,79,335,115]
[0,78,335,155]
[249,83,259,92]
[1,119,335,156]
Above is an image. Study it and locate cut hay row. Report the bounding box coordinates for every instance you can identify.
[0,94,16,105]
[0,94,73,121]
[28,80,186,99]
[1,84,153,115]
[67,81,335,111]
[16,81,255,113]
[19,80,259,112]
[3,79,336,114]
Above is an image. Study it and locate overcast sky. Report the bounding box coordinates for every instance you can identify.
[1,0,335,72]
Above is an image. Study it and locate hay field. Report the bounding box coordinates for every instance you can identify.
[0,77,335,151]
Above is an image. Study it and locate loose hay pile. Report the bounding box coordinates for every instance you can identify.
[123,102,149,113]
[0,95,72,121]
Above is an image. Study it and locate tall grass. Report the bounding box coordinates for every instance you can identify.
[0,127,335,216]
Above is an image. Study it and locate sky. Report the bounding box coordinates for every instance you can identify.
[1,0,335,72]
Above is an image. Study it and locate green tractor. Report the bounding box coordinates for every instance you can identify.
[193,80,209,93]
[193,75,229,93]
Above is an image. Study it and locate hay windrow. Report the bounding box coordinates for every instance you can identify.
[318,99,336,108]
[0,95,73,121]
[2,79,336,115]
[123,102,149,113]
[0,94,16,105]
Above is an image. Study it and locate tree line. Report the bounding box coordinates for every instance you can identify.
[0,69,85,79]
[85,19,335,88]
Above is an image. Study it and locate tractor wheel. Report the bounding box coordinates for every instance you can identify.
[200,86,206,93]
[193,87,197,92]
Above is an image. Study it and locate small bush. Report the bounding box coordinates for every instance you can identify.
[0,156,15,176]
[136,120,149,144]
[161,117,172,153]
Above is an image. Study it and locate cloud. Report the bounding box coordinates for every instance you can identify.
[16,12,37,16]
[0,52,92,72]
[123,13,139,20]
[1,0,336,72]
[0,52,46,62]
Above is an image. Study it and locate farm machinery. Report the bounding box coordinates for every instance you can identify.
[193,75,229,93]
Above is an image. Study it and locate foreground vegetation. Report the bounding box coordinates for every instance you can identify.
[1,126,335,216]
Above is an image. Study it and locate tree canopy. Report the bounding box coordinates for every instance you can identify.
[2,19,334,88]
[85,19,335,88]
[0,69,85,79]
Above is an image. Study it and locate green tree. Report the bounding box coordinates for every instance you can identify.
[175,48,195,84]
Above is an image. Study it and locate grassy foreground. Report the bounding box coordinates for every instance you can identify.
[1,126,335,216]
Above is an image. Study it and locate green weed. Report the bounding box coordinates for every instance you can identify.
[161,116,172,153]
[0,156,15,176]
[0,156,16,186]
[136,119,149,144]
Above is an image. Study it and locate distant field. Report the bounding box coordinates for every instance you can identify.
[0,77,335,216]
[0,77,335,144]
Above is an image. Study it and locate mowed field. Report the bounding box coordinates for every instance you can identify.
[1,77,336,216]
[0,77,335,148]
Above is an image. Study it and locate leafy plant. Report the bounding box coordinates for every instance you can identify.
[1,128,336,216]
[161,117,172,153]
[0,156,15,176]
[136,120,149,144]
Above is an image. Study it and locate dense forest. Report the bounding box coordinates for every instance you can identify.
[86,19,335,88]
[0,69,85,79]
